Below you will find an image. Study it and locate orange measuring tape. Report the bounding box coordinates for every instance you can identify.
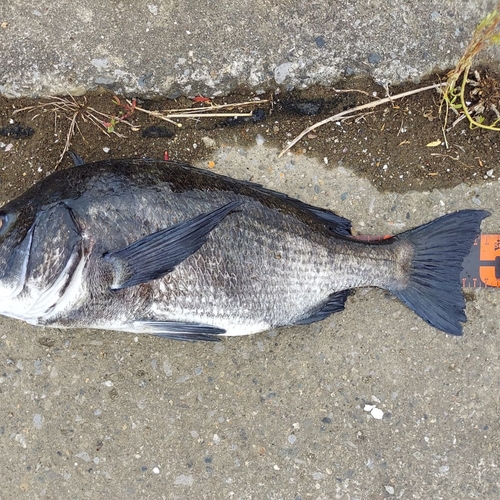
[461,235,500,288]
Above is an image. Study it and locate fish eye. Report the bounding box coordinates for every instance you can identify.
[0,212,16,237]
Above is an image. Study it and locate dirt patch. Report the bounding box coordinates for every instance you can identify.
[0,70,499,201]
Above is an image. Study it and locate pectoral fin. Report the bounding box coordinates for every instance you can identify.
[104,201,242,289]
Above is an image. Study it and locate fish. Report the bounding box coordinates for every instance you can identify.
[0,158,489,341]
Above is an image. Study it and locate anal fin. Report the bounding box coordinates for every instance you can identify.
[294,290,351,325]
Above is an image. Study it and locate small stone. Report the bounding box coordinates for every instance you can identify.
[255,134,265,146]
[75,451,91,462]
[368,53,382,64]
[288,434,297,444]
[33,414,43,429]
[201,136,216,148]
[153,467,160,474]
[274,62,293,84]
[102,147,110,153]
[174,474,194,486]
[315,36,325,48]
[385,485,395,495]
[163,360,172,377]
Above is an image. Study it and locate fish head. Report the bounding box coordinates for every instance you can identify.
[0,188,84,322]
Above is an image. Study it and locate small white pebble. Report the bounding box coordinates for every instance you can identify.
[364,404,384,419]
[102,380,113,387]
[102,147,110,153]
[323,157,328,165]
[153,467,160,474]
[288,434,297,444]
[371,407,384,419]
[385,485,395,495]
[4,143,13,152]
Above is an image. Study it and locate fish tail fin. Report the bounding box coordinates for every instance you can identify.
[391,209,490,335]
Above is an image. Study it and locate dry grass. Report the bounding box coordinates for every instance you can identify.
[441,5,500,132]
[13,95,137,167]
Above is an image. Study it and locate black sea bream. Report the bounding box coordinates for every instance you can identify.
[0,159,489,340]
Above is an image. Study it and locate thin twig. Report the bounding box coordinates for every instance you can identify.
[132,99,267,127]
[278,82,447,157]
[156,99,269,114]
[160,112,254,119]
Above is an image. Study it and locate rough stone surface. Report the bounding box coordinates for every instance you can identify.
[0,0,499,98]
